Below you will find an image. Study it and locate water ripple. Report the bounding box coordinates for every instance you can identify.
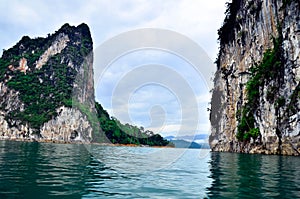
[0,141,299,198]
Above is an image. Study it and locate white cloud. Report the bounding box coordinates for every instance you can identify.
[0,0,227,136]
[196,93,212,104]
[137,0,227,58]
[0,0,227,57]
[94,48,212,136]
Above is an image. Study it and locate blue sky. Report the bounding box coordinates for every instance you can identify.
[0,0,228,137]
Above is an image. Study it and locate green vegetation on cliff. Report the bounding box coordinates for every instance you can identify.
[0,24,92,132]
[216,0,262,66]
[237,36,283,141]
[0,23,170,146]
[95,102,171,146]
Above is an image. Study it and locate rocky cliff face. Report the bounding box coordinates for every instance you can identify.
[210,0,300,155]
[0,23,97,142]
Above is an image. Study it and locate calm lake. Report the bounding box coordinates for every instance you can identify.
[0,140,299,198]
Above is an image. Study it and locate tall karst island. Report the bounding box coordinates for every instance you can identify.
[0,23,169,147]
[210,0,299,155]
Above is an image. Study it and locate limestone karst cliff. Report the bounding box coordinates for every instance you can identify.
[210,0,300,155]
[0,23,171,146]
[0,23,97,142]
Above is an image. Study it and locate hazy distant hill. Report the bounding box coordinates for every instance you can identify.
[170,140,210,149]
[165,134,208,141]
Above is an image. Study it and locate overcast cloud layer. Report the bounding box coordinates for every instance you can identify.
[0,0,227,137]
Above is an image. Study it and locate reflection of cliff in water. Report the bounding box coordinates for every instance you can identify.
[206,152,300,198]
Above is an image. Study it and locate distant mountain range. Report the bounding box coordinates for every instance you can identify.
[165,134,210,149]
[170,140,210,149]
[165,134,208,141]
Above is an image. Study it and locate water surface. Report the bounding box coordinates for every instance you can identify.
[0,141,299,198]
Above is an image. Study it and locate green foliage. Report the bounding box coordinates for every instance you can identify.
[218,0,242,46]
[1,23,169,146]
[237,37,283,141]
[71,100,101,141]
[246,37,282,108]
[5,56,73,129]
[237,107,256,141]
[217,0,262,47]
[0,24,92,131]
[216,0,262,67]
[243,128,260,141]
[275,97,286,109]
[0,58,10,80]
[94,102,170,146]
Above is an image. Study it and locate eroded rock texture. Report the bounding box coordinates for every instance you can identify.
[0,23,97,142]
[210,0,300,155]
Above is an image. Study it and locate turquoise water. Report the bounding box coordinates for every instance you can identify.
[0,141,299,198]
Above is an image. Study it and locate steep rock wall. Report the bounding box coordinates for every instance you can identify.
[0,23,97,142]
[41,107,93,141]
[210,0,300,155]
